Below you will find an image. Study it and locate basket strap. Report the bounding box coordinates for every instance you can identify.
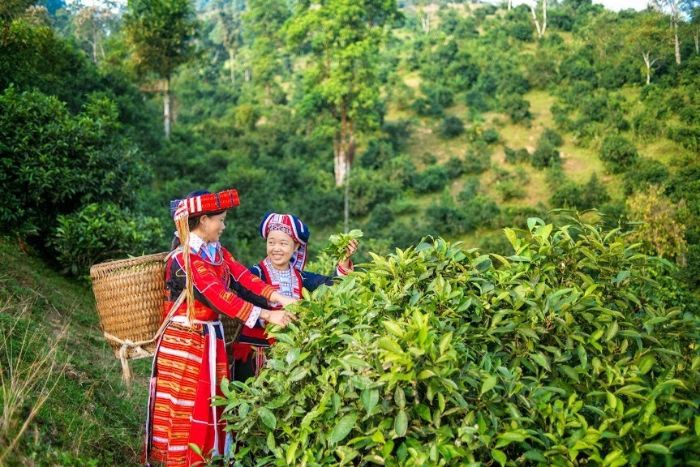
[104,290,186,384]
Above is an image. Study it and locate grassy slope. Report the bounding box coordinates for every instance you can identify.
[0,238,149,465]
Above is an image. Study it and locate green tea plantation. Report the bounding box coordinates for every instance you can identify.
[221,218,700,466]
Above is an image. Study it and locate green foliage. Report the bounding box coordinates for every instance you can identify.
[437,115,464,139]
[496,179,526,201]
[550,174,610,210]
[531,140,561,169]
[0,87,147,239]
[463,147,491,175]
[50,203,162,276]
[623,158,669,195]
[426,191,467,236]
[504,146,530,164]
[600,135,639,174]
[324,229,364,263]
[350,169,402,217]
[286,0,399,157]
[501,94,531,124]
[221,220,700,465]
[411,166,449,194]
[124,0,199,79]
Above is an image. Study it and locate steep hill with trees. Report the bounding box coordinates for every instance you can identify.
[1,0,699,463]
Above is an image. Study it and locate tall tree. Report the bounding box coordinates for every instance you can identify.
[625,11,668,85]
[527,0,548,38]
[652,0,683,64]
[124,0,198,139]
[286,0,398,231]
[683,2,700,54]
[1,0,36,43]
[208,0,245,85]
[73,4,116,64]
[244,0,290,97]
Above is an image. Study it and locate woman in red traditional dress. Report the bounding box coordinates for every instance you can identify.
[145,190,296,466]
[230,212,357,381]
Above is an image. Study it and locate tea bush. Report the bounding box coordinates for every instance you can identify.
[221,219,700,465]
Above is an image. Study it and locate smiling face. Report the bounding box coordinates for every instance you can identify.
[195,212,227,243]
[266,230,299,270]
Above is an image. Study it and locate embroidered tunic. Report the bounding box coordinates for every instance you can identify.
[145,238,274,466]
[229,260,345,381]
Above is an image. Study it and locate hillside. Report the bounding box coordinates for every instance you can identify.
[0,238,148,464]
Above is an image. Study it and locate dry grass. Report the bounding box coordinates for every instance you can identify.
[0,299,68,463]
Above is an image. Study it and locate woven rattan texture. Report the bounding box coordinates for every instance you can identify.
[90,253,168,358]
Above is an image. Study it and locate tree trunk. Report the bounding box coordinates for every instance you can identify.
[508,0,513,11]
[643,53,651,85]
[163,77,171,139]
[642,52,657,85]
[694,28,699,54]
[529,1,546,39]
[333,108,356,231]
[673,21,681,65]
[419,10,431,33]
[227,47,236,85]
[344,161,350,233]
[91,39,98,63]
[542,0,547,38]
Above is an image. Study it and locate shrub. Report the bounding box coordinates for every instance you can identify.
[438,116,464,139]
[540,128,563,147]
[457,176,481,203]
[425,192,467,236]
[550,174,609,210]
[667,125,700,152]
[461,195,500,231]
[501,94,531,124]
[350,169,402,217]
[531,140,560,168]
[412,165,450,194]
[0,87,146,238]
[627,186,687,263]
[632,112,664,140]
[623,158,669,195]
[481,128,500,145]
[496,180,526,201]
[463,148,491,174]
[600,135,638,173]
[222,221,700,466]
[445,156,465,179]
[504,146,530,164]
[465,89,490,112]
[51,203,162,276]
[508,21,533,41]
[550,181,583,208]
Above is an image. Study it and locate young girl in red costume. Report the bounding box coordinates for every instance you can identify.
[145,191,297,466]
[230,212,358,381]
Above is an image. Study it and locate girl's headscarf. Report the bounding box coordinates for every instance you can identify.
[259,212,310,272]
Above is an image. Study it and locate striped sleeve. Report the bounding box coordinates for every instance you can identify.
[179,254,258,323]
[222,249,275,300]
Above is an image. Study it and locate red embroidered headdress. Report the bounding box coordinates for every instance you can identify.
[170,189,240,219]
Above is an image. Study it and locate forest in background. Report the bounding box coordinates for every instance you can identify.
[1,0,699,282]
[1,0,699,464]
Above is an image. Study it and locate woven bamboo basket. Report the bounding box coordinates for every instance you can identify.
[91,252,245,360]
[90,252,168,359]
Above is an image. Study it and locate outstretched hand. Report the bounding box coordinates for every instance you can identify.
[263,309,297,327]
[339,239,359,271]
[273,294,298,308]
